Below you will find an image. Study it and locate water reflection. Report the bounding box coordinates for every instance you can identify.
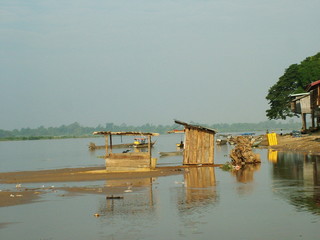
[268,149,278,163]
[98,178,156,216]
[133,147,148,153]
[231,164,261,183]
[271,152,320,215]
[177,167,218,211]
[228,164,261,196]
[172,167,218,236]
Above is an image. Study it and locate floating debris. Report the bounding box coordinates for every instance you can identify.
[106,195,124,200]
[174,181,185,185]
[234,165,241,170]
[220,162,243,171]
[220,162,234,171]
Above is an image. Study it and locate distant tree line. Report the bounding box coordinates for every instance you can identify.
[0,120,302,141]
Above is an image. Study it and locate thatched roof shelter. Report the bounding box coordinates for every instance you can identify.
[93,131,159,172]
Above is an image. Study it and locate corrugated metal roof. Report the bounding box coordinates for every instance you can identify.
[289,93,309,97]
[306,79,320,92]
[174,120,217,134]
[291,94,310,102]
[93,131,159,136]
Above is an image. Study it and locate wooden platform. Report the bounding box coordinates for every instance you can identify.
[106,153,157,172]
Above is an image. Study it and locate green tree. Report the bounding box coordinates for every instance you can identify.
[266,52,320,120]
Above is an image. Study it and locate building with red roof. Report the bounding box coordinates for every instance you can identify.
[290,80,320,131]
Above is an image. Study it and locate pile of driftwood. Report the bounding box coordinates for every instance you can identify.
[229,136,261,165]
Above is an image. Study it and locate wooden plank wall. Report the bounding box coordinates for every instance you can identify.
[183,128,215,165]
[106,153,152,172]
[300,95,312,114]
[318,86,320,106]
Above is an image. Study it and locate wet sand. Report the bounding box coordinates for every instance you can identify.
[0,190,43,207]
[0,165,220,207]
[0,165,197,184]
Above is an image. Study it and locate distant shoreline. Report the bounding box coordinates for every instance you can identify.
[0,120,303,141]
[0,135,102,142]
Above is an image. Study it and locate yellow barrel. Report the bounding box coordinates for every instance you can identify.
[267,133,278,146]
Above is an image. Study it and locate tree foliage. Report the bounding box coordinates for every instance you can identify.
[266,52,320,120]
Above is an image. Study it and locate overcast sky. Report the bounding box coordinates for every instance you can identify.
[1,0,320,130]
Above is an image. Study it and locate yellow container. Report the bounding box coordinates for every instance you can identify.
[267,133,278,146]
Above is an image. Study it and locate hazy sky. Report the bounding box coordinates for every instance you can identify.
[1,0,320,130]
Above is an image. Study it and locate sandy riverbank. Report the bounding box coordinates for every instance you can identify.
[0,165,222,184]
[259,132,320,154]
[0,165,217,207]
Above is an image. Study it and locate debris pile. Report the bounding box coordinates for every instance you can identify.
[229,136,261,165]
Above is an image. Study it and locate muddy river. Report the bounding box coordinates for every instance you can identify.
[0,134,319,239]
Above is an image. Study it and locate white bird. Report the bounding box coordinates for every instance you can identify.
[124,186,132,192]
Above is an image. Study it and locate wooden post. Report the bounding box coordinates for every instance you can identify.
[109,135,113,153]
[149,177,154,207]
[105,135,109,156]
[148,135,151,166]
[311,111,315,129]
[302,113,307,131]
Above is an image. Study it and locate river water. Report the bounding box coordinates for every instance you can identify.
[0,134,319,239]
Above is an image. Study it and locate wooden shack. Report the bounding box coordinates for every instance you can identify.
[290,93,312,131]
[290,80,320,131]
[93,131,159,172]
[174,120,216,165]
[306,79,320,129]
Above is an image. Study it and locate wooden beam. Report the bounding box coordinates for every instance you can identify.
[312,111,315,128]
[105,136,109,156]
[302,113,307,131]
[148,135,151,166]
[93,131,159,136]
[174,120,217,134]
[109,135,113,153]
